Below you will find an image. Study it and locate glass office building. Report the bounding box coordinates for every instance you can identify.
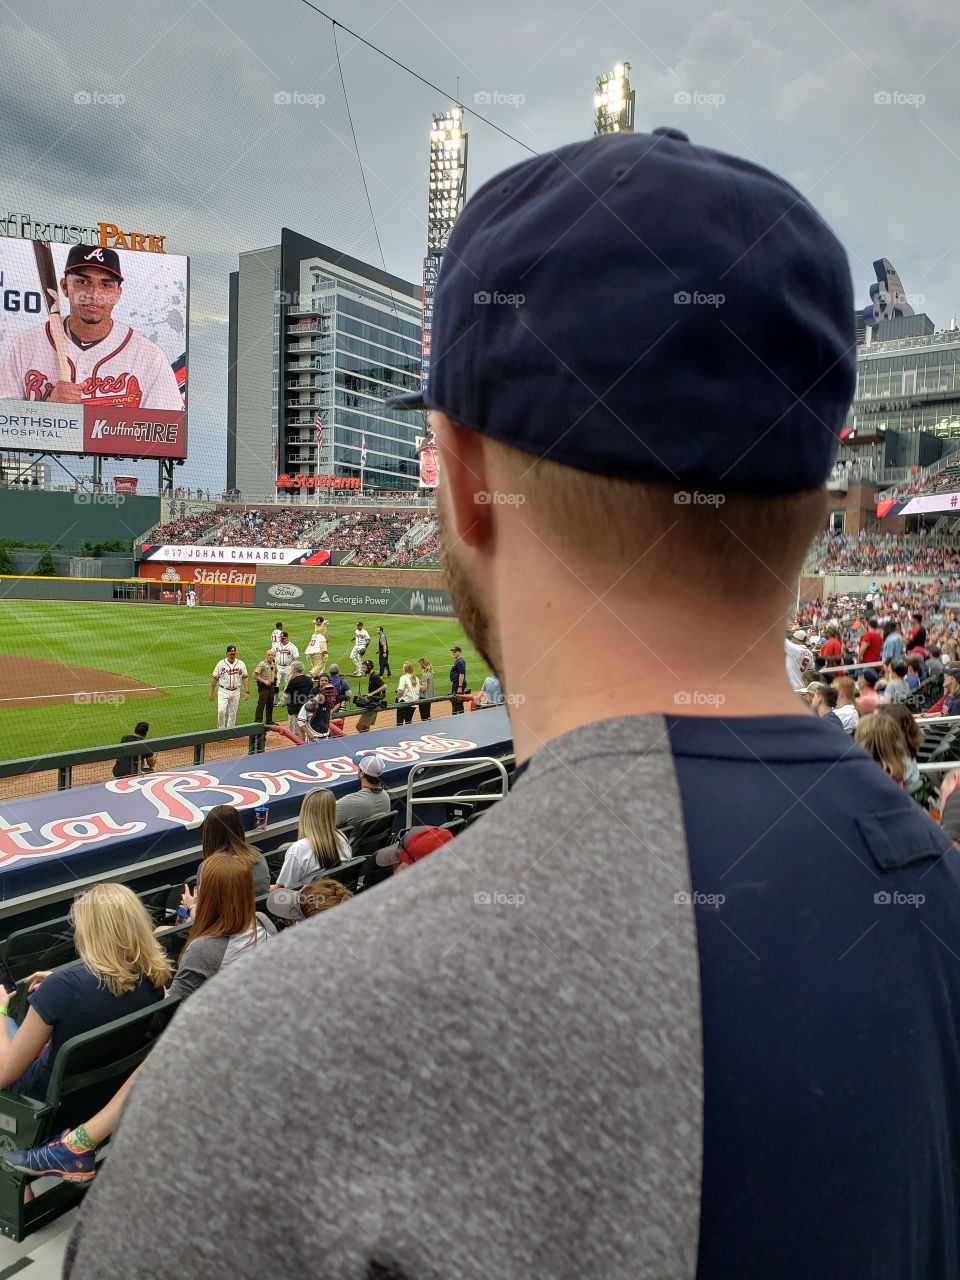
[228,229,423,498]
[852,315,960,460]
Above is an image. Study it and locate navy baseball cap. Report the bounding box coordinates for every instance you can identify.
[64,244,124,282]
[389,130,856,493]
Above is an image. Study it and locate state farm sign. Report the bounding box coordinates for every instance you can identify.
[83,405,186,458]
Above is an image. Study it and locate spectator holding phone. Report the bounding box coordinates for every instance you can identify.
[169,856,276,1003]
[0,885,170,1097]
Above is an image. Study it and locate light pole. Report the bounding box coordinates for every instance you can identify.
[594,63,636,135]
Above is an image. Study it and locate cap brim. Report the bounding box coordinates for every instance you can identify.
[385,390,429,412]
[374,844,403,868]
[266,889,303,921]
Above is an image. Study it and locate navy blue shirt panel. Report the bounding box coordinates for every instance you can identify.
[667,714,960,1280]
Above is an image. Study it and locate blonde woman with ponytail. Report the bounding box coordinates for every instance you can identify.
[0,884,170,1097]
[273,788,351,888]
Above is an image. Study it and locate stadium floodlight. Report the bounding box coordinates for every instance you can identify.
[594,62,635,135]
[427,105,468,254]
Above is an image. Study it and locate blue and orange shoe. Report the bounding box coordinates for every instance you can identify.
[1,1130,96,1182]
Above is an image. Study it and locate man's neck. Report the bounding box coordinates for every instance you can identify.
[496,576,808,765]
[67,314,114,344]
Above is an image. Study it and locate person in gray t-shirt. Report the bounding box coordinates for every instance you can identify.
[334,755,390,829]
[64,134,960,1280]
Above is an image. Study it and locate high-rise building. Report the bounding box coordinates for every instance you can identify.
[227,229,422,497]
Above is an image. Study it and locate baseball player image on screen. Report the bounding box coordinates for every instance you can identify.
[0,244,183,409]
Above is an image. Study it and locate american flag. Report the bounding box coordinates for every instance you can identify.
[361,435,368,468]
[314,414,323,450]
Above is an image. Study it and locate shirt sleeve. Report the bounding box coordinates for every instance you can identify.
[139,345,184,412]
[28,967,75,1026]
[0,334,25,400]
[168,940,223,1003]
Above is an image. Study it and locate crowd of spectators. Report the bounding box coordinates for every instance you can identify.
[785,593,960,811]
[807,531,960,576]
[146,504,440,566]
[880,461,960,503]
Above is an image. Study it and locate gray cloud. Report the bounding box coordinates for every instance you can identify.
[0,0,957,490]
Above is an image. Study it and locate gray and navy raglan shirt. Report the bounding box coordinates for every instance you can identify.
[66,713,960,1279]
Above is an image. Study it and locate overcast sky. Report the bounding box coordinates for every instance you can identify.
[3,0,958,488]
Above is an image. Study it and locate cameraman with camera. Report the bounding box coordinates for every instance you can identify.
[354,659,387,732]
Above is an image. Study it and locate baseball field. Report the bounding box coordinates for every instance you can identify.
[0,600,488,762]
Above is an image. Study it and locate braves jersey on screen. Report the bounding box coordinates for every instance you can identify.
[0,318,182,409]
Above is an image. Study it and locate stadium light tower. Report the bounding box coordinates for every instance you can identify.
[427,105,468,254]
[422,105,468,388]
[594,63,635,135]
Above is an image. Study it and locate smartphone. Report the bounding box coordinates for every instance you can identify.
[0,959,18,993]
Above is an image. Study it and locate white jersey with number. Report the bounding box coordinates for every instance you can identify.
[271,628,284,647]
[272,642,299,670]
[212,659,247,691]
[306,628,328,655]
[354,629,370,649]
[0,317,182,409]
[784,640,814,691]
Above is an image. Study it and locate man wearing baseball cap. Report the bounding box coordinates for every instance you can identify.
[374,825,454,874]
[207,645,248,728]
[68,132,960,1280]
[449,644,467,713]
[784,627,814,693]
[333,754,390,828]
[0,242,183,410]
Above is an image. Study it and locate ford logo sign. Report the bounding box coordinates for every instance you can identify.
[267,584,303,599]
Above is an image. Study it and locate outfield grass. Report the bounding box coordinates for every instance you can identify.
[0,601,488,761]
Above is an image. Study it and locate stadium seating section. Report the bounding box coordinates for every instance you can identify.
[805,532,960,576]
[148,506,440,567]
[0,761,509,1241]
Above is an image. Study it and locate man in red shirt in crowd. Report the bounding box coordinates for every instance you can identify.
[820,622,844,675]
[858,616,883,670]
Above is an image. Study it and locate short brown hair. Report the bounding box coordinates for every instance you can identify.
[493,443,827,596]
[298,877,353,918]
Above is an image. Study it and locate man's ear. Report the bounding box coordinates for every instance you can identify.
[430,411,494,553]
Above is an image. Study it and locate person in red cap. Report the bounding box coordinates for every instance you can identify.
[373,826,453,876]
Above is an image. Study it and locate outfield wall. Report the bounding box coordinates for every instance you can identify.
[0,569,452,615]
[0,490,159,551]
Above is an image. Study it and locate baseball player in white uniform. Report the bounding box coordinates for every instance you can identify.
[350,622,371,676]
[305,615,328,674]
[186,586,197,607]
[272,631,299,693]
[270,620,285,648]
[0,244,182,409]
[209,645,249,727]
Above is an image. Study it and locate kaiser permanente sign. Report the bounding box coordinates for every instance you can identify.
[255,582,454,617]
